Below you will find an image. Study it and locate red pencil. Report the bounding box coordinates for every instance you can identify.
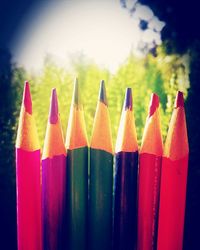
[157,91,189,250]
[16,81,42,250]
[137,93,163,250]
[42,89,66,250]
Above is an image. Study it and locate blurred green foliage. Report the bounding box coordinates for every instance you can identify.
[13,47,189,151]
[0,57,27,249]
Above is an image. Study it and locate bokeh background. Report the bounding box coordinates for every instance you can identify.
[0,0,200,249]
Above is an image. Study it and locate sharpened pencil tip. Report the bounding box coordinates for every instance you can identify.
[149,93,159,117]
[124,88,132,110]
[73,78,81,106]
[174,91,184,108]
[49,88,58,124]
[99,80,108,106]
[23,81,32,114]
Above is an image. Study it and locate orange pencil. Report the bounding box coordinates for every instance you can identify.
[16,81,42,250]
[137,93,163,250]
[157,91,189,250]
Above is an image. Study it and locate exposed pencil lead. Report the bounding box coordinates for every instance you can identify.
[99,80,108,106]
[23,81,32,114]
[73,77,81,106]
[149,93,159,117]
[124,88,132,110]
[174,91,184,108]
[49,88,58,124]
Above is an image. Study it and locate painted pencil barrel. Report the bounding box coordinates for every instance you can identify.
[89,148,113,250]
[66,147,88,250]
[16,148,42,250]
[137,153,162,250]
[113,151,138,250]
[42,155,66,250]
[157,156,188,250]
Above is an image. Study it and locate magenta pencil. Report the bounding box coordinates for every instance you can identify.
[42,89,66,250]
[16,81,42,250]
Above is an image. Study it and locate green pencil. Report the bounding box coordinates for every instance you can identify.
[65,78,88,250]
[89,80,113,250]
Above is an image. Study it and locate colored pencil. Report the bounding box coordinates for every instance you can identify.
[42,89,66,250]
[65,78,88,250]
[113,88,138,250]
[16,81,42,250]
[89,80,113,250]
[157,91,189,250]
[137,93,163,250]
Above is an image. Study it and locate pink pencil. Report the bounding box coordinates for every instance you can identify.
[16,81,42,250]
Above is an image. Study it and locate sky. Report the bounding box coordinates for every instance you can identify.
[12,0,165,73]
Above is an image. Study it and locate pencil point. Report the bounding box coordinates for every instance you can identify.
[124,88,132,110]
[99,80,108,106]
[49,88,58,124]
[23,81,32,114]
[149,93,159,117]
[73,78,81,106]
[174,91,184,108]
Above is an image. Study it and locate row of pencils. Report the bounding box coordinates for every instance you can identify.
[16,80,189,250]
